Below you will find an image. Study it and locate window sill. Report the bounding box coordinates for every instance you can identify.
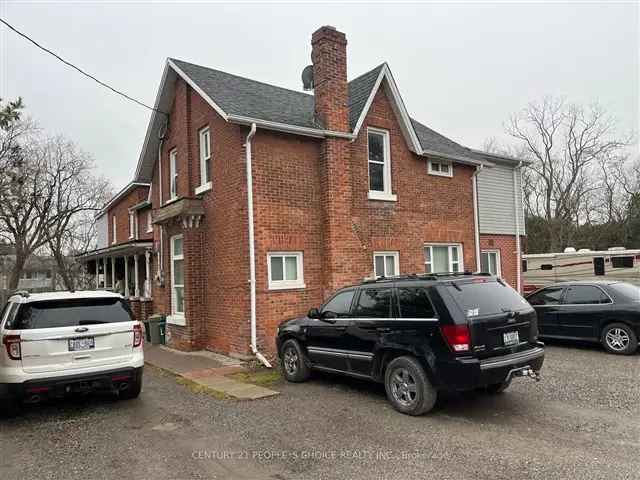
[368,191,397,202]
[268,283,306,291]
[195,182,212,196]
[167,314,186,326]
[428,171,453,178]
[165,197,179,206]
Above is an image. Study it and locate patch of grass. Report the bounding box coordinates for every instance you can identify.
[228,368,283,388]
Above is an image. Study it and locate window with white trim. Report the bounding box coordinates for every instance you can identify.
[146,210,153,233]
[367,128,396,201]
[169,149,178,201]
[480,250,501,276]
[268,252,304,290]
[170,235,185,318]
[424,244,463,273]
[373,251,399,278]
[428,160,453,177]
[198,127,211,190]
[111,215,117,244]
[128,211,135,239]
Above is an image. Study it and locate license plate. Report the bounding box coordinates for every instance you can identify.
[503,331,520,346]
[68,337,95,351]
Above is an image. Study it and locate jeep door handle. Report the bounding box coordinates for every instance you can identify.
[376,327,391,333]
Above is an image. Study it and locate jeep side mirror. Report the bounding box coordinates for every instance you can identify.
[308,308,320,319]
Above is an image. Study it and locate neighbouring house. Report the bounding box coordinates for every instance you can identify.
[79,26,525,359]
[0,244,58,292]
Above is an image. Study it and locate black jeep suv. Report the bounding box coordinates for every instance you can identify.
[276,273,544,415]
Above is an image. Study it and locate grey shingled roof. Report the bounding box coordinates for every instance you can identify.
[170,59,485,161]
[171,59,317,129]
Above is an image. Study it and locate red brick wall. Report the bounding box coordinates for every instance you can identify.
[480,234,525,291]
[251,86,477,353]
[106,186,150,245]
[150,77,250,354]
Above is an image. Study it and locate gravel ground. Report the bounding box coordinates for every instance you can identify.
[1,343,639,480]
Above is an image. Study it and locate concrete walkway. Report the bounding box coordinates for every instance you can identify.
[144,345,279,400]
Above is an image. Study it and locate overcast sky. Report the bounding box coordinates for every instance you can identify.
[1,1,637,190]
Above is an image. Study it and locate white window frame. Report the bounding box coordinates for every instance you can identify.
[168,234,185,325]
[146,210,153,233]
[424,243,464,273]
[128,211,135,239]
[428,160,453,178]
[480,249,502,276]
[169,149,178,202]
[267,252,305,290]
[195,127,212,195]
[373,251,400,278]
[367,127,397,202]
[111,215,117,245]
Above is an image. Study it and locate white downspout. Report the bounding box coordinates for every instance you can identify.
[245,123,272,368]
[513,162,523,292]
[472,165,483,272]
[156,137,165,280]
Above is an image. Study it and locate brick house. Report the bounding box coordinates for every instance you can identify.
[80,26,525,361]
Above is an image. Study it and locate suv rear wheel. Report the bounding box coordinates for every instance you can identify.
[280,339,311,383]
[601,323,638,355]
[384,356,437,416]
[0,398,19,418]
[119,373,143,400]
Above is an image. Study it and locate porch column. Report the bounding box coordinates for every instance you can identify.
[103,257,108,289]
[111,257,116,289]
[95,258,100,289]
[124,256,130,297]
[134,254,140,298]
[145,250,151,298]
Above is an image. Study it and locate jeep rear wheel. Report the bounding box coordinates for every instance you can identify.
[280,339,311,383]
[0,398,19,418]
[384,356,437,416]
[486,379,511,394]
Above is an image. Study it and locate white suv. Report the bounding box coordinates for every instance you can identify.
[0,290,144,415]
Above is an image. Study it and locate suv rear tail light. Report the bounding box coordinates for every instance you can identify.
[2,335,21,360]
[440,325,470,353]
[133,323,143,348]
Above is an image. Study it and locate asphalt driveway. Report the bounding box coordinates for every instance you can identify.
[1,344,639,480]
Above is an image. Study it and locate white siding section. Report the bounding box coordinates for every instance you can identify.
[96,214,108,249]
[477,163,526,235]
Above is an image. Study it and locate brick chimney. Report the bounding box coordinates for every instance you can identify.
[311,26,348,132]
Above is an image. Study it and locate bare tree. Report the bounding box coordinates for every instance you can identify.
[505,96,632,251]
[40,137,111,290]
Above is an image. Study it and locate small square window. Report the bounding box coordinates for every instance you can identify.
[373,251,399,278]
[268,252,304,290]
[428,160,453,178]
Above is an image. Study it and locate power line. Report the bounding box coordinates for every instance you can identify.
[0,17,167,115]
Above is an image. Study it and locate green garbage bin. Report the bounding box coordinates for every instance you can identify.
[143,321,152,342]
[148,314,166,345]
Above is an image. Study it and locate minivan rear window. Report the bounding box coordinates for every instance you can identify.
[445,280,531,317]
[7,298,134,330]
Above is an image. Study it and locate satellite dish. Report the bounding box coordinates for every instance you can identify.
[301,65,314,91]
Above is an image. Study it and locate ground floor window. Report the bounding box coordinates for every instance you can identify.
[424,244,463,273]
[268,252,304,290]
[373,251,399,278]
[170,235,185,321]
[480,250,501,276]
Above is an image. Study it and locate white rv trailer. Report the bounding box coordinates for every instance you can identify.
[522,247,640,292]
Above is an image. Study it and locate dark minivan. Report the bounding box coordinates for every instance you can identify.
[276,273,544,415]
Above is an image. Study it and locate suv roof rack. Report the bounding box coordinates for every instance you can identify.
[361,271,493,284]
[11,290,30,298]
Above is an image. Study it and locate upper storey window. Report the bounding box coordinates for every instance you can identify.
[169,149,178,201]
[367,128,396,202]
[196,127,212,195]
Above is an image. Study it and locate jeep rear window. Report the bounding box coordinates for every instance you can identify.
[8,298,134,330]
[445,280,530,317]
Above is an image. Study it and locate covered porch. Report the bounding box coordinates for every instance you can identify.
[77,240,154,320]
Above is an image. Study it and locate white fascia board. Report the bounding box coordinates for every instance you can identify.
[227,114,355,140]
[421,149,495,168]
[100,182,151,216]
[167,59,229,121]
[351,63,423,154]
